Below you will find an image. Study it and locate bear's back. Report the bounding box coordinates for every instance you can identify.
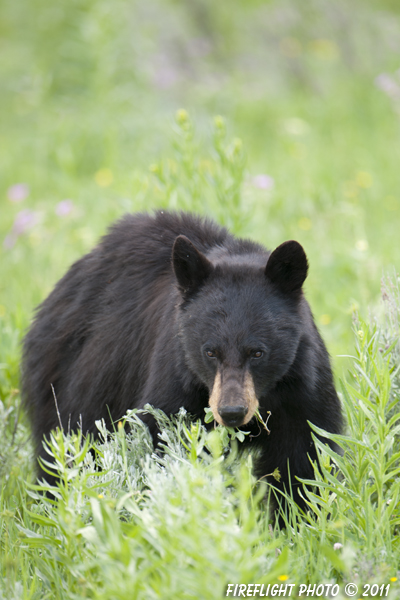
[102,211,256,268]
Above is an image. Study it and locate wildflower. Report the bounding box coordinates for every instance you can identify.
[343,181,358,199]
[3,209,38,249]
[55,199,73,217]
[348,301,359,314]
[3,234,15,250]
[355,240,368,251]
[390,577,397,582]
[153,55,179,89]
[7,183,29,202]
[320,314,331,325]
[333,543,343,551]
[271,467,281,482]
[13,209,38,235]
[355,171,373,189]
[375,73,400,100]
[308,39,339,61]
[298,217,312,230]
[278,575,289,581]
[214,115,225,131]
[231,137,243,157]
[199,159,213,174]
[95,168,113,187]
[176,109,189,125]
[252,174,274,190]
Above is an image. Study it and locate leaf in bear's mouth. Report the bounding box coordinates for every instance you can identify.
[204,406,215,423]
[203,406,271,443]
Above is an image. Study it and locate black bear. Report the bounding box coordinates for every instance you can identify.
[22,211,342,513]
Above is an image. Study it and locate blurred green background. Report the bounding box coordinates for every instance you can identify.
[1,0,400,393]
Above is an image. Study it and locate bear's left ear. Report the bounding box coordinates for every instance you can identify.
[265,240,308,294]
[172,235,214,297]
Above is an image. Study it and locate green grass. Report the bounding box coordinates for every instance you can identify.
[1,0,400,596]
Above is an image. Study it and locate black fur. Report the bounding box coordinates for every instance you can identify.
[22,211,342,513]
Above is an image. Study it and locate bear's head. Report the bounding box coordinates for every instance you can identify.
[172,235,309,428]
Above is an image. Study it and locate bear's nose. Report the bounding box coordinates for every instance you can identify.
[218,405,248,427]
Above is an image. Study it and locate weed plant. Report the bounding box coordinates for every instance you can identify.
[1,276,399,598]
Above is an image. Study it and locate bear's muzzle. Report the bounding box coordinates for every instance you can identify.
[209,369,259,427]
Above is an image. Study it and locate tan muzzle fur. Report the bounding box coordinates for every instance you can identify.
[208,369,259,426]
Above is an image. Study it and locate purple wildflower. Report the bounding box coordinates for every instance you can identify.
[55,199,74,217]
[3,209,39,249]
[152,53,179,89]
[13,209,38,235]
[252,174,274,190]
[7,183,29,202]
[375,73,400,100]
[3,234,16,250]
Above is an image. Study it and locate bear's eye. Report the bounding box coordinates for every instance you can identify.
[205,350,216,359]
[252,350,263,359]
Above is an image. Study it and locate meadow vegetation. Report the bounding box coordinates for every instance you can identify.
[1,0,400,597]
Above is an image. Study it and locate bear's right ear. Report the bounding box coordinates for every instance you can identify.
[265,240,308,295]
[172,235,213,297]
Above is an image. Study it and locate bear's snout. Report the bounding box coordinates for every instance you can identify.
[218,404,248,427]
[209,369,259,427]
